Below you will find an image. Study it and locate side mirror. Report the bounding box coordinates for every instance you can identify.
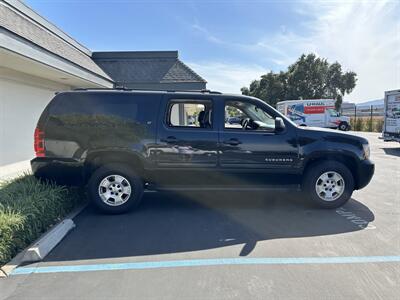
[275,117,286,133]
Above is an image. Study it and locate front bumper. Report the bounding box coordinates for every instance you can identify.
[355,159,375,190]
[31,157,84,185]
[382,132,400,142]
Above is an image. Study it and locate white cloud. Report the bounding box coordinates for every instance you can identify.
[190,0,399,103]
[187,62,269,94]
[307,1,399,102]
[191,24,225,45]
[251,0,400,102]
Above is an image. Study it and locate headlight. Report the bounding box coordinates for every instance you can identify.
[362,143,370,159]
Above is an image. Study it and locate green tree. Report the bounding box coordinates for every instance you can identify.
[241,53,357,110]
[286,54,328,99]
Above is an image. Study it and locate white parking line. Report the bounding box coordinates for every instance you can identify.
[336,207,376,229]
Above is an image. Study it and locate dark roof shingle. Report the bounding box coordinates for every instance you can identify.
[0,4,112,81]
[93,51,206,85]
[162,60,206,83]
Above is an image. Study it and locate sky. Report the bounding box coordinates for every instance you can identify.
[25,0,399,103]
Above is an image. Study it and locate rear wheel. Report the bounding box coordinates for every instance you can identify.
[88,163,144,214]
[302,161,354,208]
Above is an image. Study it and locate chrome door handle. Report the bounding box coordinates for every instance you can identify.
[223,139,242,146]
[161,136,178,143]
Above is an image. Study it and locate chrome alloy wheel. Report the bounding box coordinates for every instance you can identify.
[98,175,132,206]
[315,171,345,201]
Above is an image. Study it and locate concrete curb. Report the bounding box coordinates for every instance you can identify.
[0,203,87,277]
[22,219,75,263]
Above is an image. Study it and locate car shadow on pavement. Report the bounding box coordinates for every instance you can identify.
[382,147,400,157]
[42,191,374,262]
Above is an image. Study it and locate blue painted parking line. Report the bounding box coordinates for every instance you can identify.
[11,256,400,275]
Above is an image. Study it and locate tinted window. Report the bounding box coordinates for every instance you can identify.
[167,99,212,128]
[50,92,158,125]
[46,92,160,150]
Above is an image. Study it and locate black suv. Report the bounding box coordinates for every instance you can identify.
[32,89,374,213]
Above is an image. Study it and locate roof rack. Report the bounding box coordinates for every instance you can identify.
[200,89,222,94]
[165,89,222,94]
[72,87,222,94]
[73,87,131,91]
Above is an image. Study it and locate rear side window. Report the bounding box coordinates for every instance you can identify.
[46,92,160,143]
[166,99,212,128]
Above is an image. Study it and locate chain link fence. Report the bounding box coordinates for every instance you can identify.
[341,105,384,132]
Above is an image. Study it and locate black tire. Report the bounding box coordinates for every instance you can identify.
[302,161,354,209]
[87,163,144,214]
[339,122,348,131]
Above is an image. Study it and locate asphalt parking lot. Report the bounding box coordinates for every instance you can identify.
[1,132,399,299]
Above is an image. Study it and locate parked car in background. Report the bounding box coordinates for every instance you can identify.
[277,99,351,131]
[382,89,400,143]
[227,116,242,125]
[32,89,374,213]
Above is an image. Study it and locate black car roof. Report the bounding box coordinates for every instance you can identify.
[70,88,221,94]
[55,88,263,103]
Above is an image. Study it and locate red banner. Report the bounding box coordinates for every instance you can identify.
[304,106,325,114]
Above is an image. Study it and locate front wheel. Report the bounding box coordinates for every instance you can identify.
[339,122,349,131]
[88,163,144,214]
[302,161,354,209]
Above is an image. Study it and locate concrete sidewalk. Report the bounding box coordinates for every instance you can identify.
[0,160,31,181]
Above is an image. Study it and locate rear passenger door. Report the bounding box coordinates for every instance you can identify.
[154,95,219,186]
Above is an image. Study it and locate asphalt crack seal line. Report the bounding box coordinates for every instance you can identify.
[335,207,376,229]
[10,256,400,275]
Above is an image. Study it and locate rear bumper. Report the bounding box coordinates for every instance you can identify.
[355,159,374,190]
[31,157,84,185]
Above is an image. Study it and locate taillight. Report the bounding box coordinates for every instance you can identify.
[34,127,45,157]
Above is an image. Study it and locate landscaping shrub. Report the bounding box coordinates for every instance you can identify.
[350,117,384,132]
[0,175,85,266]
[367,118,373,132]
[351,117,364,131]
[374,118,384,132]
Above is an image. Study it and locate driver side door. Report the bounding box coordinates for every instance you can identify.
[218,98,299,186]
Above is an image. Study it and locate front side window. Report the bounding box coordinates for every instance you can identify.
[225,100,275,131]
[167,100,212,128]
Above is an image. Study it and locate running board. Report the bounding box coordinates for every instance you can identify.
[146,184,301,192]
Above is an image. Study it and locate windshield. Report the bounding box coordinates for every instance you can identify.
[238,97,298,127]
[242,103,275,127]
[326,108,340,117]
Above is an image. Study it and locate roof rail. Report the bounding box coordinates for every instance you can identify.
[200,89,222,94]
[72,87,222,94]
[73,87,131,91]
[165,89,222,94]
